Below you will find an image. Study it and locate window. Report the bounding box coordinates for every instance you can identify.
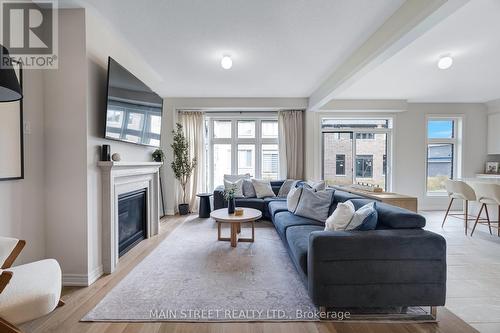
[262,144,279,179]
[213,144,231,188]
[336,154,345,175]
[356,155,373,178]
[207,116,279,189]
[262,120,278,138]
[237,144,255,175]
[238,121,255,138]
[213,120,231,138]
[322,118,392,190]
[426,118,461,194]
[355,133,375,140]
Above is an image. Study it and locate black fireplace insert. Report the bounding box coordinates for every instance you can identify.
[118,188,147,257]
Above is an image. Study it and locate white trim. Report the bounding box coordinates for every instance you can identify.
[62,265,103,286]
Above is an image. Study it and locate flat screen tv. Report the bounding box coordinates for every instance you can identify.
[104,57,163,147]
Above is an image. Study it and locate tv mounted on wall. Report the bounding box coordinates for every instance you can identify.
[104,57,163,147]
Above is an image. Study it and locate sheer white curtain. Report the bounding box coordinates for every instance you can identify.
[278,110,304,179]
[177,111,204,212]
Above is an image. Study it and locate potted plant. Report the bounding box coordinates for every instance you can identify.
[152,148,164,162]
[224,185,237,214]
[170,123,197,215]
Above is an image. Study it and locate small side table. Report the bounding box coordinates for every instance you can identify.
[196,193,212,218]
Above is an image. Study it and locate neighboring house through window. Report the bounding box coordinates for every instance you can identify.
[336,154,346,175]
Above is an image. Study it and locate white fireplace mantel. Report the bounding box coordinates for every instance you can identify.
[98,161,162,274]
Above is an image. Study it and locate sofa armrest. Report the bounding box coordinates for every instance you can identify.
[307,229,446,307]
[213,185,227,210]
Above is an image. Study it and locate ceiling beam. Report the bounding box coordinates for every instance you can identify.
[308,0,470,111]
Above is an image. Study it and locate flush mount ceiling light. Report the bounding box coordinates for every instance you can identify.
[437,55,453,70]
[221,55,232,69]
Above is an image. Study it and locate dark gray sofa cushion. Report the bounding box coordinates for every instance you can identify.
[234,198,265,212]
[307,229,446,307]
[350,198,426,229]
[273,211,323,239]
[333,190,364,203]
[262,197,285,219]
[268,200,288,218]
[286,225,324,276]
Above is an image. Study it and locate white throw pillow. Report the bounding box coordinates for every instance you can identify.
[325,201,355,231]
[251,179,276,198]
[224,178,244,198]
[287,186,303,213]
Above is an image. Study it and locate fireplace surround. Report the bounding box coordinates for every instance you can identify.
[98,161,162,273]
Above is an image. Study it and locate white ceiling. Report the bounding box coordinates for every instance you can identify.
[335,0,500,103]
[74,0,404,98]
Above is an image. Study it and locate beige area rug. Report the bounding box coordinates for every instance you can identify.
[82,216,318,322]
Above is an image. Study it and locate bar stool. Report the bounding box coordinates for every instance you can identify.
[442,179,479,235]
[470,182,500,236]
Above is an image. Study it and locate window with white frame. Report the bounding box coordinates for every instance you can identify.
[207,115,279,190]
[426,117,462,195]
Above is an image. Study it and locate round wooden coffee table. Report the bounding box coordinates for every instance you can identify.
[210,208,262,247]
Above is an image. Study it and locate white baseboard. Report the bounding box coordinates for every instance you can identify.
[88,265,104,285]
[62,265,103,286]
[166,209,175,216]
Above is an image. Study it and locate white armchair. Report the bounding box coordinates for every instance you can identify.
[0,237,63,333]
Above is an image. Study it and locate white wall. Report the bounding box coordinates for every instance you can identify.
[305,103,488,210]
[0,69,46,265]
[43,9,89,282]
[85,10,164,283]
[394,103,487,210]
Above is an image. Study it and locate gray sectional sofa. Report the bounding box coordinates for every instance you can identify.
[213,181,447,310]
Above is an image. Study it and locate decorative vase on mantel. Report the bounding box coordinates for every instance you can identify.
[228,198,236,215]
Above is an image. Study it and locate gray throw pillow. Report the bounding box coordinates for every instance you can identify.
[242,179,256,198]
[294,187,333,223]
[251,179,276,198]
[304,180,326,191]
[278,179,297,197]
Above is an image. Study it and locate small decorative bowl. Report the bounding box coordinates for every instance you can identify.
[234,208,244,216]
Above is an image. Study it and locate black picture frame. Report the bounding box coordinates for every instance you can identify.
[0,62,24,181]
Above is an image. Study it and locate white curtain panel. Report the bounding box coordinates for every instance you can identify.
[178,111,204,212]
[278,110,304,180]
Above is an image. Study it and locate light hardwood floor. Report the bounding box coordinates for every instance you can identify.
[20,214,479,333]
